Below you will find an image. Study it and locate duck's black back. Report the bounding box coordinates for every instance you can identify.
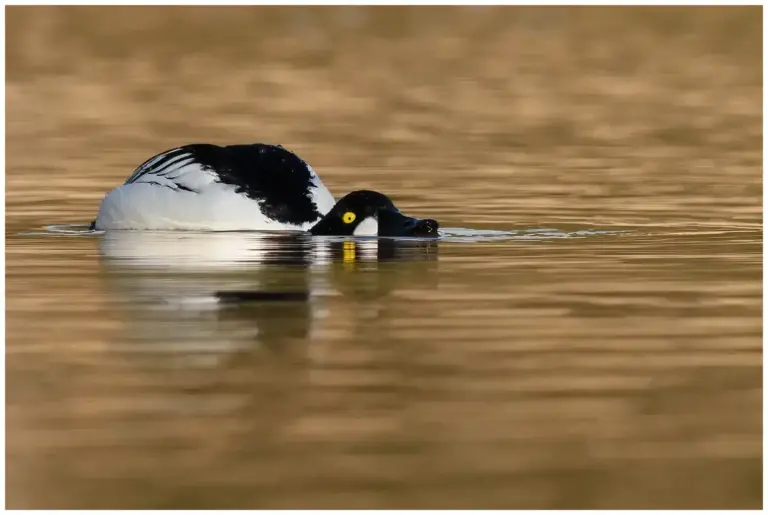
[128,143,325,226]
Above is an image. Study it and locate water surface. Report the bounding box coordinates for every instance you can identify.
[6,6,762,509]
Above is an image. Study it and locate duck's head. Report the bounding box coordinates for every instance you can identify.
[309,190,439,238]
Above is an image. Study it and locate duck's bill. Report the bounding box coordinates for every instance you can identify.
[377,208,439,238]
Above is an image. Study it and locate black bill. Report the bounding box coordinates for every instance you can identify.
[377,208,439,238]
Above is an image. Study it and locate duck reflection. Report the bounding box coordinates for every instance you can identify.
[98,231,438,366]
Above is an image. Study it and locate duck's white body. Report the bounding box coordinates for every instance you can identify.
[94,144,337,231]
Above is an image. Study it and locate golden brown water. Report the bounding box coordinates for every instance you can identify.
[6,6,763,509]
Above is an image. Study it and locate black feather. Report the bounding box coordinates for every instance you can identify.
[126,143,324,225]
[184,143,322,225]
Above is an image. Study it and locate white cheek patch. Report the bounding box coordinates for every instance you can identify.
[353,216,379,236]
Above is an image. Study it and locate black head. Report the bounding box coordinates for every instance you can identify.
[309,190,439,238]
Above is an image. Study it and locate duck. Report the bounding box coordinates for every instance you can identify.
[92,143,439,237]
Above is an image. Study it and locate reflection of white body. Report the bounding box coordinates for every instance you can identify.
[99,231,380,269]
[98,231,384,367]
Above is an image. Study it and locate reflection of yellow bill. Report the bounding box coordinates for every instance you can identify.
[343,240,356,263]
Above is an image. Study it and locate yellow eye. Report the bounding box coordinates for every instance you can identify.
[342,212,356,224]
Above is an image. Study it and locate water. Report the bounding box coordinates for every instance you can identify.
[6,6,762,509]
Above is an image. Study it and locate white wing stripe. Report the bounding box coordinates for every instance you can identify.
[159,157,197,180]
[125,149,180,183]
[126,149,192,184]
[151,153,196,177]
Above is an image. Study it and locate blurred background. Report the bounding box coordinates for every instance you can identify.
[6,6,762,509]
